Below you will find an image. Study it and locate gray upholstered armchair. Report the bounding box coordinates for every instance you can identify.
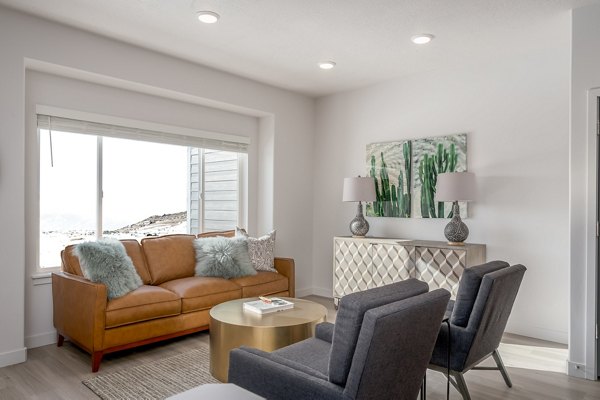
[429,261,527,400]
[229,279,450,400]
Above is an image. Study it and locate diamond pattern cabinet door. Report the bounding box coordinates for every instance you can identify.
[415,247,466,297]
[333,239,373,299]
[371,244,415,287]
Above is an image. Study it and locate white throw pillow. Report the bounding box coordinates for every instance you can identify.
[236,227,276,272]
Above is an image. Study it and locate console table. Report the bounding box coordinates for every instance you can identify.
[333,237,485,307]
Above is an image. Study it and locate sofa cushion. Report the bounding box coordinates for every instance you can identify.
[160,276,241,313]
[232,271,288,297]
[74,239,143,300]
[451,260,509,327]
[141,234,196,285]
[62,240,151,284]
[106,285,181,328]
[194,236,256,279]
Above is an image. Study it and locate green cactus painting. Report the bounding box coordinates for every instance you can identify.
[412,134,467,219]
[365,141,411,218]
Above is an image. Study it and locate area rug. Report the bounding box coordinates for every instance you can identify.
[82,344,219,400]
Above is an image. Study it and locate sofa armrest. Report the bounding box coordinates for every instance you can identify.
[315,322,335,343]
[274,257,295,298]
[52,272,107,352]
[229,347,343,400]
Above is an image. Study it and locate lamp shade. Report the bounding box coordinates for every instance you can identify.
[343,177,376,202]
[435,172,477,202]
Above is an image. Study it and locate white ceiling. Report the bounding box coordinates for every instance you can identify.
[1,0,596,97]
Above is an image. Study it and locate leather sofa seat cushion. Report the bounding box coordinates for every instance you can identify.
[160,277,241,313]
[232,271,288,297]
[141,235,196,285]
[106,285,181,328]
[61,240,152,284]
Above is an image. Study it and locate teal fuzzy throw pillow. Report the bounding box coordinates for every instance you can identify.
[194,237,256,279]
[74,239,143,299]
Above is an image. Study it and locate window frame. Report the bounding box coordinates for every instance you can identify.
[33,107,249,273]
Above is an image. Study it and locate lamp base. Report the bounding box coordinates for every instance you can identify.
[444,202,469,244]
[349,202,370,237]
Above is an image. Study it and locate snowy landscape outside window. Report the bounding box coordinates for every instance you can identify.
[39,128,241,269]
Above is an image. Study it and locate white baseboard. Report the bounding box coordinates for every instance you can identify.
[296,287,333,298]
[311,287,333,298]
[295,287,313,298]
[0,347,27,368]
[567,360,587,379]
[505,321,568,344]
[25,330,57,349]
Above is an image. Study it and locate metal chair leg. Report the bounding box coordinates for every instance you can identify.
[454,372,472,400]
[492,349,513,388]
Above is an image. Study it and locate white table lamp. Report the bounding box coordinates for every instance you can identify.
[435,172,477,244]
[343,177,376,237]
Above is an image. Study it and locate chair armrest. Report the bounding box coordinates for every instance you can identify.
[229,347,343,400]
[274,257,295,298]
[316,322,335,343]
[430,322,476,372]
[52,272,107,352]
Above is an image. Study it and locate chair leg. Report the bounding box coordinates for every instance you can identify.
[57,334,64,347]
[492,349,513,388]
[92,351,103,373]
[454,372,472,400]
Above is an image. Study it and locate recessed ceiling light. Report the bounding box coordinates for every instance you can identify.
[319,61,336,70]
[411,34,434,44]
[197,11,220,24]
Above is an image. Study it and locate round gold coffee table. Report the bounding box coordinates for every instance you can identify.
[209,297,327,382]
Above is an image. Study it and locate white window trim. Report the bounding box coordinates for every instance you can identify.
[33,105,249,273]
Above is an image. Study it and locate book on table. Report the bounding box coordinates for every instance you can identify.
[243,298,294,314]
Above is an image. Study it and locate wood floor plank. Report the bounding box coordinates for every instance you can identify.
[0,295,597,399]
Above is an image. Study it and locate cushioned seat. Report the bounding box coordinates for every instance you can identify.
[160,276,241,313]
[106,285,181,328]
[232,271,288,297]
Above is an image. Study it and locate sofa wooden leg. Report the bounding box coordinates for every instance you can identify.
[57,334,64,347]
[92,351,103,373]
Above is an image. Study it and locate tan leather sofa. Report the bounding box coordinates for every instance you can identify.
[52,231,295,372]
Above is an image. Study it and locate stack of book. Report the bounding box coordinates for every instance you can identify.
[243,297,294,314]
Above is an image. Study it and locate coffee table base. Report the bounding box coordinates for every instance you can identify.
[210,316,324,382]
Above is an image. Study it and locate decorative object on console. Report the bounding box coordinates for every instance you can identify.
[194,236,256,279]
[74,239,142,299]
[435,172,477,245]
[235,228,277,272]
[342,176,376,237]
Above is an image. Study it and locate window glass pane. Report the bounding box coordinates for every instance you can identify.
[102,137,188,239]
[39,130,97,268]
[203,149,238,231]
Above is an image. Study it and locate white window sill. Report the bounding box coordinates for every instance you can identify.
[31,271,56,286]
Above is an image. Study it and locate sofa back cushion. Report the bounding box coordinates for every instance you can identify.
[197,230,235,238]
[141,234,196,285]
[61,239,152,284]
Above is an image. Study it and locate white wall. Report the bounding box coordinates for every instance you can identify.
[313,13,571,343]
[570,2,600,379]
[0,6,315,367]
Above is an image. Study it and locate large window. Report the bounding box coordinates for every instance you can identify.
[38,116,246,269]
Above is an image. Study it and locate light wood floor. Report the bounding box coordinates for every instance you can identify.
[1,295,598,399]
